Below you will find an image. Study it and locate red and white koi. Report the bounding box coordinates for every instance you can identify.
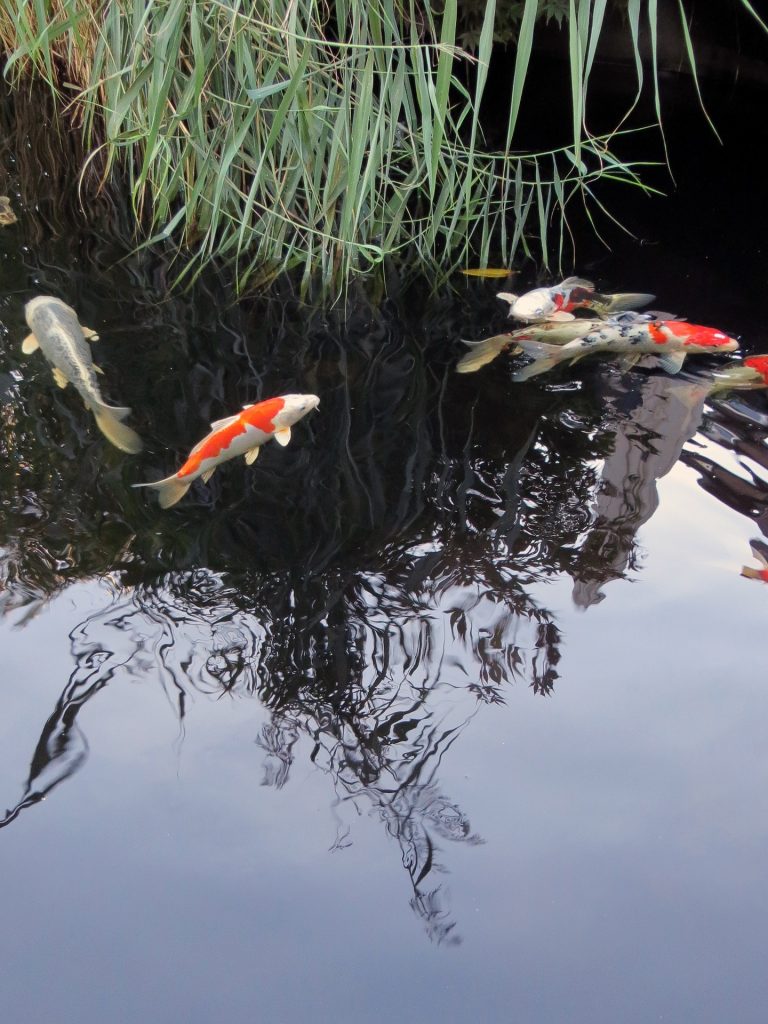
[511,312,739,382]
[497,276,655,323]
[134,393,319,508]
[708,354,768,393]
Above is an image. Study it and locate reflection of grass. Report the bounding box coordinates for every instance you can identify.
[1,2,765,288]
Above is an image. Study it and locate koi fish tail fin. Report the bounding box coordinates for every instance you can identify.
[132,473,191,509]
[511,341,570,382]
[740,565,766,581]
[91,402,143,454]
[602,292,656,313]
[456,334,520,373]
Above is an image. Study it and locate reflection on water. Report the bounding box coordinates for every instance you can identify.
[0,567,535,942]
[3,336,768,941]
[569,374,713,607]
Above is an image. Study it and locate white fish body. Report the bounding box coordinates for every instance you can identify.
[498,277,655,323]
[23,296,142,453]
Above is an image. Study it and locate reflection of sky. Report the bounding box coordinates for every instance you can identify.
[2,455,768,1024]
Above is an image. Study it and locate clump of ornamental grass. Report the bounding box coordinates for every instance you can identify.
[1,1,765,291]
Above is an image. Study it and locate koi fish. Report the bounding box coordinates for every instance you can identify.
[497,276,655,323]
[460,268,514,279]
[456,317,600,374]
[22,296,143,454]
[741,539,768,582]
[511,313,739,382]
[707,355,768,394]
[134,393,320,508]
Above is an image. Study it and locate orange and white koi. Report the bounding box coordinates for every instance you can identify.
[497,276,655,323]
[511,312,739,382]
[741,539,768,582]
[134,393,319,508]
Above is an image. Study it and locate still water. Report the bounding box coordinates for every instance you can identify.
[1,88,768,1023]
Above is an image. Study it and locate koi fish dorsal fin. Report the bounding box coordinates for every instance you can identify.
[21,333,39,354]
[210,413,241,431]
[559,276,594,289]
[242,403,254,410]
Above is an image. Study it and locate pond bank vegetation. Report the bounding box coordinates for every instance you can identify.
[1,1,765,290]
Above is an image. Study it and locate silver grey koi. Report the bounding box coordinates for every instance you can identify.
[22,296,142,454]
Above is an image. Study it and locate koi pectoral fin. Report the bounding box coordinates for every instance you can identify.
[274,428,292,446]
[52,368,69,388]
[82,327,99,342]
[21,333,39,354]
[657,351,686,375]
[244,446,260,465]
[618,355,643,371]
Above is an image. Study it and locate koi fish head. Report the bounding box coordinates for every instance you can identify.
[237,394,319,436]
[661,321,739,353]
[271,393,320,429]
[743,355,768,384]
[24,294,76,328]
[508,288,557,322]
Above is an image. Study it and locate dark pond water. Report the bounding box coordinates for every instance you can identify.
[1,80,768,1024]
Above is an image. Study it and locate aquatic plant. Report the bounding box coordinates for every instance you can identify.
[0,1,765,288]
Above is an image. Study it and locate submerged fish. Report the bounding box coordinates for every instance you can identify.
[511,313,739,382]
[741,539,768,582]
[497,276,655,323]
[460,268,514,279]
[134,393,320,508]
[22,296,143,454]
[456,318,599,374]
[708,354,768,393]
[0,195,17,226]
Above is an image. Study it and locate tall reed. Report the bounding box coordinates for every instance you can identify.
[1,1,764,289]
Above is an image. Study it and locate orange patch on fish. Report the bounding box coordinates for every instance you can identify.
[648,322,668,345]
[663,321,735,348]
[178,396,286,478]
